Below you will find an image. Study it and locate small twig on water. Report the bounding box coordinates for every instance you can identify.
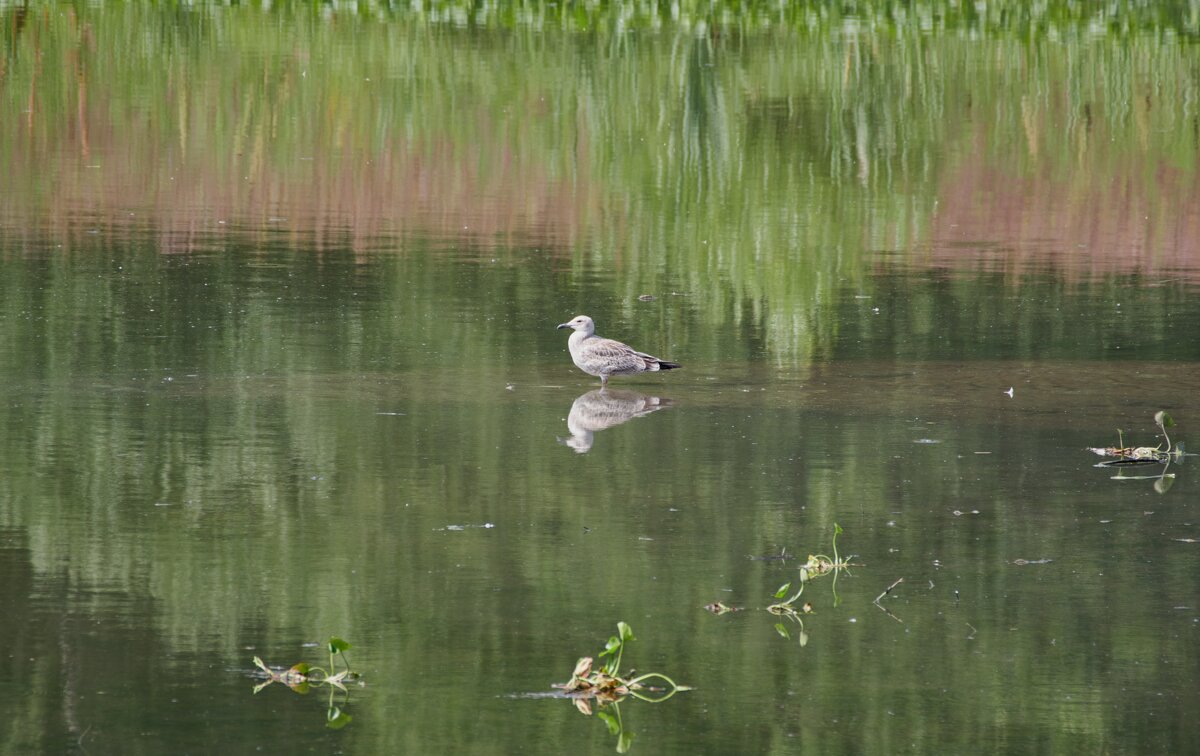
[966,622,977,640]
[873,600,904,623]
[874,578,904,604]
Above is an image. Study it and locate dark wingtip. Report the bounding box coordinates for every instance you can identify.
[659,361,682,370]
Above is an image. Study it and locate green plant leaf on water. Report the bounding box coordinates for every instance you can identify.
[1155,411,1174,428]
[617,622,635,642]
[289,662,311,675]
[600,636,622,657]
[597,710,620,735]
[774,623,790,639]
[328,637,352,654]
[774,582,791,599]
[325,706,352,730]
[617,729,635,754]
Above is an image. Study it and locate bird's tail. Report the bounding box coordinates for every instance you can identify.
[656,361,681,371]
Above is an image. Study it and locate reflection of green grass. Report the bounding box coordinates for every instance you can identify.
[2,5,1195,365]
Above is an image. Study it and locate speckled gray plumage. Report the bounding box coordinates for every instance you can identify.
[557,315,680,385]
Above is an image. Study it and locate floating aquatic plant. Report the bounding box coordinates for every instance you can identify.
[767,523,856,611]
[1090,412,1187,492]
[555,622,687,709]
[1090,411,1185,465]
[252,636,359,729]
[554,623,689,752]
[707,524,858,645]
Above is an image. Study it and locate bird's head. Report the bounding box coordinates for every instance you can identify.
[556,315,595,334]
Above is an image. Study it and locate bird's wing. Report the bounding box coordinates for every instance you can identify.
[576,337,658,374]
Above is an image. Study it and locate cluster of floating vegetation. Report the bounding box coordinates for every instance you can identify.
[249,626,688,746]
[765,524,859,643]
[251,637,359,730]
[1090,411,1187,493]
[546,527,855,752]
[1091,411,1184,465]
[704,523,861,644]
[553,622,690,752]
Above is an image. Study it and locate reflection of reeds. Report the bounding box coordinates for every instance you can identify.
[3,9,601,256]
[2,6,1196,344]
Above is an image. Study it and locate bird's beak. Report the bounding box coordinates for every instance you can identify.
[557,322,571,330]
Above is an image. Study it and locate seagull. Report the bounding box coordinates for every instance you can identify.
[557,315,681,386]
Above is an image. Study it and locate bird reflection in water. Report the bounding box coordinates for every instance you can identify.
[559,389,673,454]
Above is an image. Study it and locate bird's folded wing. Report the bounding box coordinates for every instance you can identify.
[577,338,656,372]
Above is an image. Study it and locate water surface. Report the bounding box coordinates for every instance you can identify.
[1,5,1198,754]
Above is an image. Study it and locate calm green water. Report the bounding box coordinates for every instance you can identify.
[2,4,1199,754]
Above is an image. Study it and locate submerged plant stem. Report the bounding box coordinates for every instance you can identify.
[626,673,684,702]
